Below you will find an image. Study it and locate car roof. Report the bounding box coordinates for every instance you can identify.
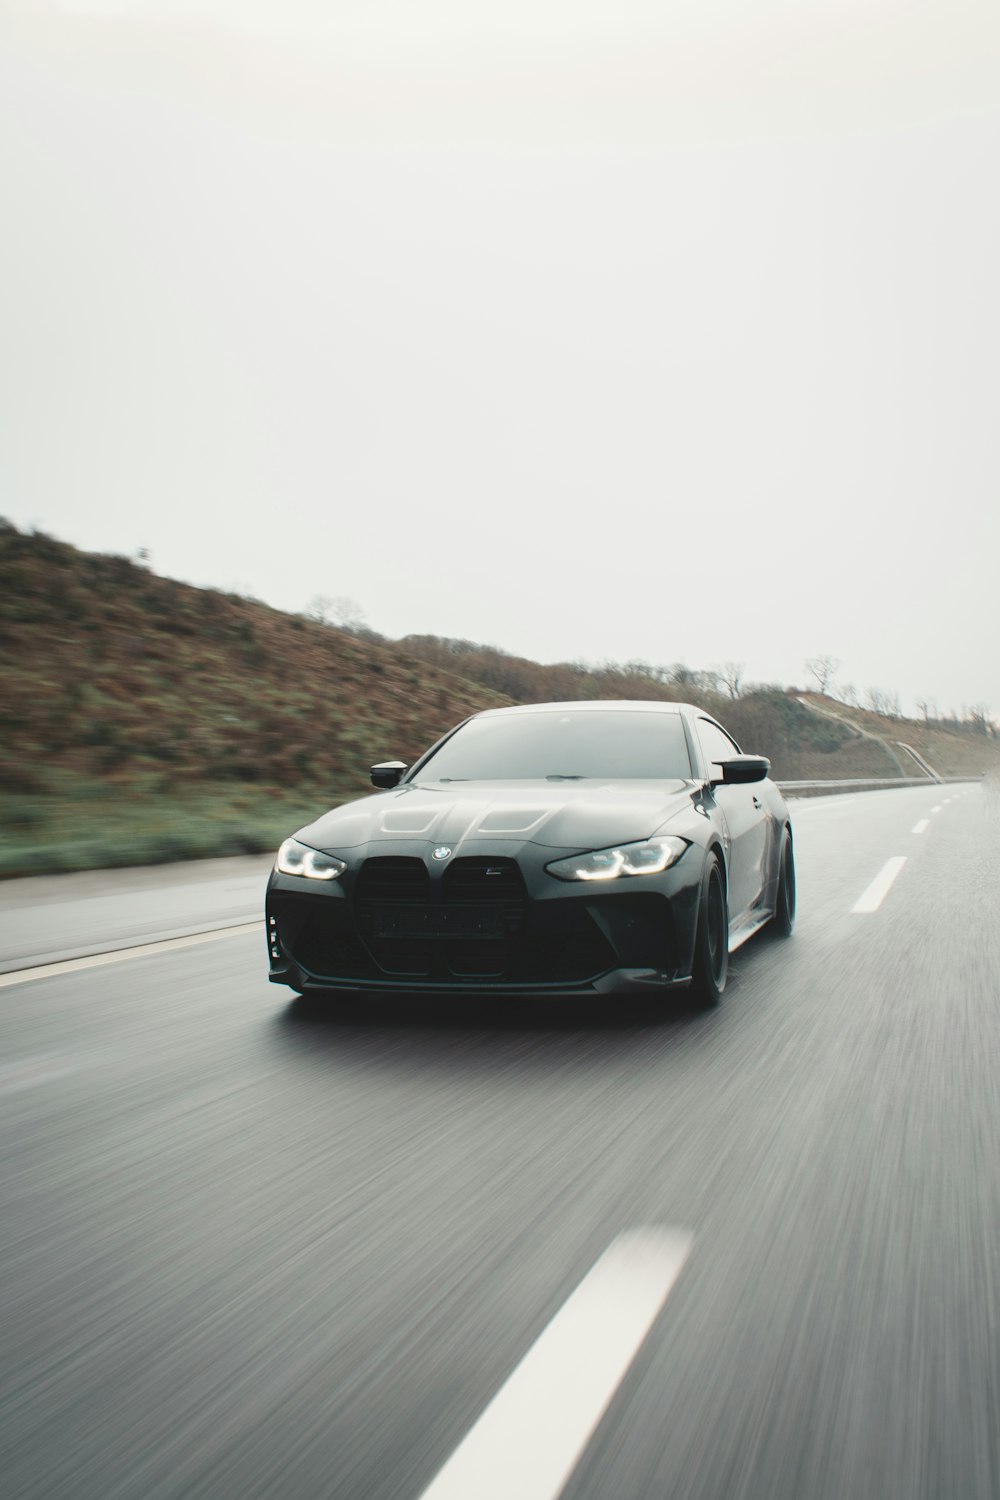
[471,700,702,719]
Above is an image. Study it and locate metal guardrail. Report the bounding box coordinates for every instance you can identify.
[776,776,977,796]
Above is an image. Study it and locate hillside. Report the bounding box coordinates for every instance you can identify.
[0,524,509,872]
[2,522,998,874]
[796,694,999,779]
[395,639,1000,784]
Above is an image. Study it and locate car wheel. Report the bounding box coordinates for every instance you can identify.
[691,854,728,1006]
[772,829,796,937]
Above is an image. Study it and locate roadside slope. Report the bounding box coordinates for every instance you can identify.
[3,523,998,873]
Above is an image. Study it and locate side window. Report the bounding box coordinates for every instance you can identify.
[696,718,740,777]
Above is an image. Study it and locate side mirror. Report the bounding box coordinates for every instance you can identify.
[370,760,408,789]
[711,755,770,786]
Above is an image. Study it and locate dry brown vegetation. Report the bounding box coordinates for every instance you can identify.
[0,524,507,870]
[796,694,1000,779]
[2,521,997,873]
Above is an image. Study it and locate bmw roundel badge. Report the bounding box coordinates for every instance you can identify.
[432,846,452,861]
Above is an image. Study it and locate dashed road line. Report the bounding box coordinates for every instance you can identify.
[852,857,907,914]
[912,819,930,834]
[418,1227,692,1500]
[0,923,260,989]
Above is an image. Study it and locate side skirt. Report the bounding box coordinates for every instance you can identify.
[727,909,775,953]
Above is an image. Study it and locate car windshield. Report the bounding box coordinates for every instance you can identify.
[411,710,692,782]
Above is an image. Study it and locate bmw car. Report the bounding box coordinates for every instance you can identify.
[266,700,795,1005]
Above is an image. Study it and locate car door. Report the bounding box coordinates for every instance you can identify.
[695,716,769,924]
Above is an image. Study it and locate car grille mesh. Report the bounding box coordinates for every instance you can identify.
[441,858,523,919]
[355,857,428,905]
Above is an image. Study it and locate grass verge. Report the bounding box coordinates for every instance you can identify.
[0,782,357,878]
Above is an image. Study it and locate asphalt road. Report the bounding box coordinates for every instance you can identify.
[1,782,998,1500]
[0,855,271,973]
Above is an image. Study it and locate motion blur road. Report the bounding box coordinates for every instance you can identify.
[2,783,998,1500]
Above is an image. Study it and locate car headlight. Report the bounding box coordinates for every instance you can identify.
[546,836,689,882]
[275,838,346,881]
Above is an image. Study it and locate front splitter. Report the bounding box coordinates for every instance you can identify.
[269,960,692,1000]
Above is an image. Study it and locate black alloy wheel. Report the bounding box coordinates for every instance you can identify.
[772,829,796,937]
[691,854,728,1006]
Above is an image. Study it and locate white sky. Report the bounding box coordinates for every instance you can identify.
[2,0,998,714]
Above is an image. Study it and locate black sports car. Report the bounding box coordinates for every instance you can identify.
[266,700,795,1005]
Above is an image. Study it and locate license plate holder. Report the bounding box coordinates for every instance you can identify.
[368,905,506,941]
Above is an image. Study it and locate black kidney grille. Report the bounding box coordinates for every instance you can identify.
[354,859,430,973]
[441,858,524,924]
[355,857,429,905]
[349,855,522,978]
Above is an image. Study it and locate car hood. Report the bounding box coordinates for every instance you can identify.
[296,779,697,855]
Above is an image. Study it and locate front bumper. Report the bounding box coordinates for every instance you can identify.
[265,847,704,998]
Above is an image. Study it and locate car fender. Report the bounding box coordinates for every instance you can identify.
[676,838,727,979]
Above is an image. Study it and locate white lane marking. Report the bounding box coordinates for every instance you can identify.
[931,805,942,814]
[0,923,259,989]
[912,819,930,834]
[852,857,907,914]
[418,1228,692,1500]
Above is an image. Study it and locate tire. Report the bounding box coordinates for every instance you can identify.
[691,854,728,1006]
[772,829,796,937]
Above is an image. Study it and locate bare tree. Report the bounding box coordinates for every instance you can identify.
[621,659,656,680]
[717,661,745,699]
[306,593,333,624]
[306,594,367,632]
[804,654,841,694]
[330,596,367,632]
[865,686,900,717]
[838,683,859,708]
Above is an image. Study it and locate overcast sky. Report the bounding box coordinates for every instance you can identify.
[2,0,998,715]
